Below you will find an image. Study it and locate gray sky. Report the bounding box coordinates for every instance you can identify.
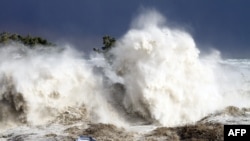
[1,0,250,58]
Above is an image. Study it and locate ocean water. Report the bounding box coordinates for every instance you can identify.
[0,10,249,140]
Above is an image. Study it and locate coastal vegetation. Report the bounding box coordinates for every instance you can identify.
[93,35,116,53]
[0,32,53,47]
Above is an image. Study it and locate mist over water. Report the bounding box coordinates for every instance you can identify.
[0,10,250,132]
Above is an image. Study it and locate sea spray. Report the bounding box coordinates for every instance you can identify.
[1,10,250,133]
[110,10,224,126]
[0,44,125,129]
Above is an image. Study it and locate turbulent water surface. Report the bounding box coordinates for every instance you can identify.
[0,10,250,141]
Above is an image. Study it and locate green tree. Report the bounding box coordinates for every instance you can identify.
[0,32,54,47]
[93,35,116,53]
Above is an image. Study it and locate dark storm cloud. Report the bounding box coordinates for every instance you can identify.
[0,0,249,58]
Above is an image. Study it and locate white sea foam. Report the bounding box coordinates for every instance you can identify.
[0,44,125,130]
[110,10,224,126]
[1,10,250,133]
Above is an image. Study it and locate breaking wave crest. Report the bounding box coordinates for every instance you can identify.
[1,10,250,131]
[0,44,125,129]
[110,10,223,126]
